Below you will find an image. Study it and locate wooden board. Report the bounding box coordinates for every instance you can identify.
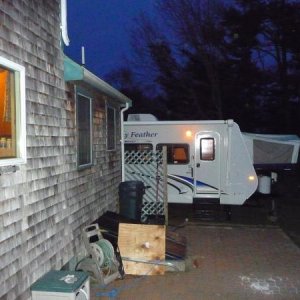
[118,223,166,275]
[95,211,187,259]
[166,229,187,258]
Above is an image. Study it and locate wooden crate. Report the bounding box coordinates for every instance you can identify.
[118,223,166,275]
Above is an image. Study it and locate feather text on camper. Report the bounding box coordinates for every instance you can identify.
[130,131,158,138]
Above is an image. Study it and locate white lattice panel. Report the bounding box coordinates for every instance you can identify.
[124,150,166,221]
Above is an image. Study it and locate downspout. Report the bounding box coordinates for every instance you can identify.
[61,0,70,46]
[120,103,130,181]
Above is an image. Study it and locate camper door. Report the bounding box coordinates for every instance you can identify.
[194,132,221,196]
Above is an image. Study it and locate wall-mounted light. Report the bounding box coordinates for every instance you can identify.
[185,130,193,138]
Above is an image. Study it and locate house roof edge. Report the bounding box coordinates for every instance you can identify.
[64,55,132,106]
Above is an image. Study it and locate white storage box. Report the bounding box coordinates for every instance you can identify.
[31,270,90,300]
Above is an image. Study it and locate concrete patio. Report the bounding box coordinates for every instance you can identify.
[90,204,300,300]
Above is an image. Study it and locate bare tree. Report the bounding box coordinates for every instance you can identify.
[129,0,227,119]
[157,0,226,118]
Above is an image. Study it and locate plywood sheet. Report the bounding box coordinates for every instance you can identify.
[118,223,166,275]
[96,211,187,259]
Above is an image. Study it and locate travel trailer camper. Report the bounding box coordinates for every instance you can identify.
[124,114,259,205]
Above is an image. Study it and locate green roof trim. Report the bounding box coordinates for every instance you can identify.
[64,55,84,81]
[63,55,132,106]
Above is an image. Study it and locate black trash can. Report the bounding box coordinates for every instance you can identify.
[118,181,145,221]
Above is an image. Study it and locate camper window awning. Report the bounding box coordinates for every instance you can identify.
[63,55,132,107]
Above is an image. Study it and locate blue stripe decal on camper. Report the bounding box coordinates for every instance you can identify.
[168,174,218,190]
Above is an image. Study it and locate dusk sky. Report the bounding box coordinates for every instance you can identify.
[65,0,154,79]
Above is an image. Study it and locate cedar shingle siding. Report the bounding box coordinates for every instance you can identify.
[0,2,122,299]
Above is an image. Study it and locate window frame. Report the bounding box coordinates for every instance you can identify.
[156,143,190,165]
[106,105,116,151]
[0,56,26,167]
[76,91,93,169]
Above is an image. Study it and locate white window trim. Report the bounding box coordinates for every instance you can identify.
[106,105,116,151]
[0,57,26,167]
[76,91,93,169]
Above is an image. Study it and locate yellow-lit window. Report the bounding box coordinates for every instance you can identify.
[0,67,16,158]
[156,143,189,164]
[0,57,26,166]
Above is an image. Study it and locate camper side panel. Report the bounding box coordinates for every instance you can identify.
[221,124,258,204]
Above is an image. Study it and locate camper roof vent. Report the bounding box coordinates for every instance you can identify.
[127,114,158,121]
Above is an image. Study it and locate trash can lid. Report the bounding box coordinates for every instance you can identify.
[119,180,144,186]
[31,270,88,293]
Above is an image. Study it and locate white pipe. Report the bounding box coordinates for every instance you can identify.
[61,0,70,46]
[81,46,85,65]
[121,103,130,181]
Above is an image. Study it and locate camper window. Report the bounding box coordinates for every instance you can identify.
[156,144,189,164]
[200,138,215,161]
[125,143,153,152]
[125,143,153,164]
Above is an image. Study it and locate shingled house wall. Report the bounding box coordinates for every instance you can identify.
[64,82,122,250]
[0,2,123,299]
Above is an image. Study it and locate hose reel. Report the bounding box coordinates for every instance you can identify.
[90,239,115,268]
[76,224,121,285]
